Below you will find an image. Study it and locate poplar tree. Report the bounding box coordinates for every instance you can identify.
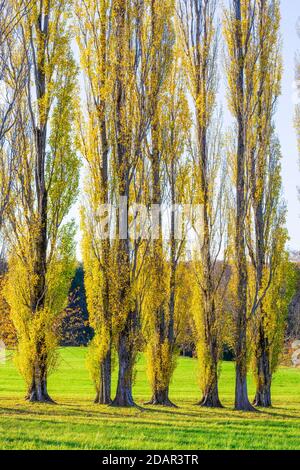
[224,0,258,411]
[144,0,180,407]
[75,0,113,405]
[4,0,79,403]
[144,35,191,406]
[110,0,150,407]
[177,0,228,408]
[246,0,285,407]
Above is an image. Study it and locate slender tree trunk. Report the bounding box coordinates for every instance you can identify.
[253,325,272,407]
[197,76,223,408]
[97,57,112,405]
[199,331,223,408]
[93,252,112,405]
[110,0,138,408]
[95,349,112,405]
[233,0,256,412]
[94,238,112,405]
[25,6,54,404]
[235,322,254,411]
[251,0,273,409]
[146,152,176,408]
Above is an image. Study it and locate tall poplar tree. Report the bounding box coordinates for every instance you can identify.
[246,0,284,407]
[4,0,79,402]
[110,0,150,407]
[144,0,179,407]
[177,0,228,408]
[224,0,258,411]
[144,34,191,406]
[75,0,113,405]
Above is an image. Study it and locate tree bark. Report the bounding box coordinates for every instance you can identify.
[94,242,112,405]
[26,6,53,404]
[253,325,272,407]
[110,0,138,408]
[94,348,112,405]
[235,338,256,411]
[25,345,54,403]
[146,388,176,407]
[146,152,176,407]
[111,310,137,407]
[96,7,112,405]
[198,334,223,408]
[233,0,256,412]
[250,0,274,409]
[199,376,223,408]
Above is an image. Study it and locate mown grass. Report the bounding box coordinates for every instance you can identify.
[0,347,299,450]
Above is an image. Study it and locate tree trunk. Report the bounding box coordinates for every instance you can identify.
[233,0,256,412]
[199,341,223,408]
[25,5,53,404]
[111,312,136,407]
[94,348,112,405]
[25,349,54,403]
[250,0,273,410]
[235,328,256,411]
[253,326,272,407]
[147,388,176,407]
[199,377,222,408]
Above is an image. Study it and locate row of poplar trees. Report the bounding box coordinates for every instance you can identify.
[0,0,296,410]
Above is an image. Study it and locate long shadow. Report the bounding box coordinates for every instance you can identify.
[1,435,83,450]
[257,409,300,421]
[1,401,299,424]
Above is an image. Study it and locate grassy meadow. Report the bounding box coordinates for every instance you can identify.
[0,347,299,450]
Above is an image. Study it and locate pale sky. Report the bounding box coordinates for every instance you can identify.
[276,0,299,252]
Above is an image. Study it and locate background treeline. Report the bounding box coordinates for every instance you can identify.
[0,0,299,411]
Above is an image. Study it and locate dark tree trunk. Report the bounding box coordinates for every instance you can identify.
[94,348,112,405]
[253,326,272,407]
[235,310,256,411]
[110,1,138,409]
[198,358,223,408]
[146,388,176,407]
[25,350,54,403]
[199,381,223,408]
[235,324,256,411]
[190,0,224,411]
[250,1,274,410]
[25,5,53,404]
[94,254,112,405]
[111,312,136,407]
[232,0,256,412]
[144,2,176,408]
[235,362,256,411]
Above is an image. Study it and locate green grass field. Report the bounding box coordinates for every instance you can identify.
[0,347,299,450]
